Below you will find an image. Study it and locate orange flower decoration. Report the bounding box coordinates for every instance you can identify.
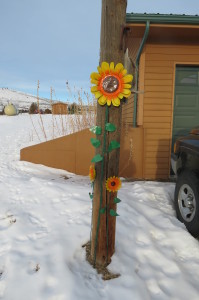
[90,62,133,107]
[89,165,96,182]
[106,176,121,193]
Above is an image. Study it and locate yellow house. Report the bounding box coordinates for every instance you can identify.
[21,13,199,180]
[122,13,199,179]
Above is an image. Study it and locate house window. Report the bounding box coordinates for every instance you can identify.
[176,67,199,86]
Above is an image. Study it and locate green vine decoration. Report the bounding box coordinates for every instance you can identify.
[93,105,109,265]
[89,61,133,266]
[89,106,122,266]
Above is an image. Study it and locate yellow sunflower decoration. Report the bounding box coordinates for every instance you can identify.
[90,62,133,107]
[89,165,96,182]
[106,176,122,193]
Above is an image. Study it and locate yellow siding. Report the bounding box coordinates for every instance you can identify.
[122,94,134,125]
[145,73,173,80]
[143,43,199,179]
[122,36,143,126]
[123,24,199,180]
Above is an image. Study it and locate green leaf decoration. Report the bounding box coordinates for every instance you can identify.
[89,193,93,200]
[90,138,101,148]
[91,154,103,163]
[105,123,116,132]
[114,197,121,204]
[90,126,102,135]
[110,209,119,217]
[96,126,102,135]
[108,140,120,152]
[100,207,106,214]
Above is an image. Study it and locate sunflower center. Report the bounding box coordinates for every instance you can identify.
[102,76,119,93]
[111,181,116,186]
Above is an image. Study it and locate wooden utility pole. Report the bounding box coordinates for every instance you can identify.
[91,0,127,266]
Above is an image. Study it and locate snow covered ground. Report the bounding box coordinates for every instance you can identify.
[0,88,52,112]
[1,114,199,300]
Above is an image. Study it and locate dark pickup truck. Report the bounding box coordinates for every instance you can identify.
[171,127,199,237]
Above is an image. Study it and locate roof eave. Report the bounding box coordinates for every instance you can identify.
[126,13,199,25]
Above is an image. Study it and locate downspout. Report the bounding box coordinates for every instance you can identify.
[133,20,150,127]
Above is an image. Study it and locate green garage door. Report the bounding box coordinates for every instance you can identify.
[172,66,199,150]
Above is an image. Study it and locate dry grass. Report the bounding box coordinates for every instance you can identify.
[29,83,96,142]
[65,83,96,134]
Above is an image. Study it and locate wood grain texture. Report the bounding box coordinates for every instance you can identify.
[91,0,127,267]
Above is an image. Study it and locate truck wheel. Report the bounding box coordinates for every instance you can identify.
[175,170,199,237]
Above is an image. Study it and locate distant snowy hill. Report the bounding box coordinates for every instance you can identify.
[0,88,53,112]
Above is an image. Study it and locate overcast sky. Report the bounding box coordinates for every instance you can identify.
[1,0,199,102]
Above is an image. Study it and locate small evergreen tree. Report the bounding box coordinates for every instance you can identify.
[29,102,38,114]
[69,102,78,114]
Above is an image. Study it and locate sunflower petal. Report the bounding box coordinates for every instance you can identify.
[98,99,106,106]
[110,62,114,72]
[112,97,120,107]
[91,86,99,93]
[122,88,131,95]
[97,66,103,74]
[90,72,101,80]
[115,63,124,73]
[121,90,131,97]
[112,97,120,106]
[94,91,102,99]
[101,62,110,73]
[91,79,99,85]
[118,93,124,99]
[126,91,132,97]
[107,99,112,106]
[123,74,133,83]
[121,68,127,76]
[123,83,131,89]
[98,95,107,105]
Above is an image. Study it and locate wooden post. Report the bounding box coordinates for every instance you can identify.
[37,80,40,113]
[91,0,127,266]
[50,86,53,107]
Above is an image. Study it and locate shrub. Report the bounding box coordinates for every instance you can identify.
[29,102,38,114]
[44,108,52,114]
[68,102,79,114]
